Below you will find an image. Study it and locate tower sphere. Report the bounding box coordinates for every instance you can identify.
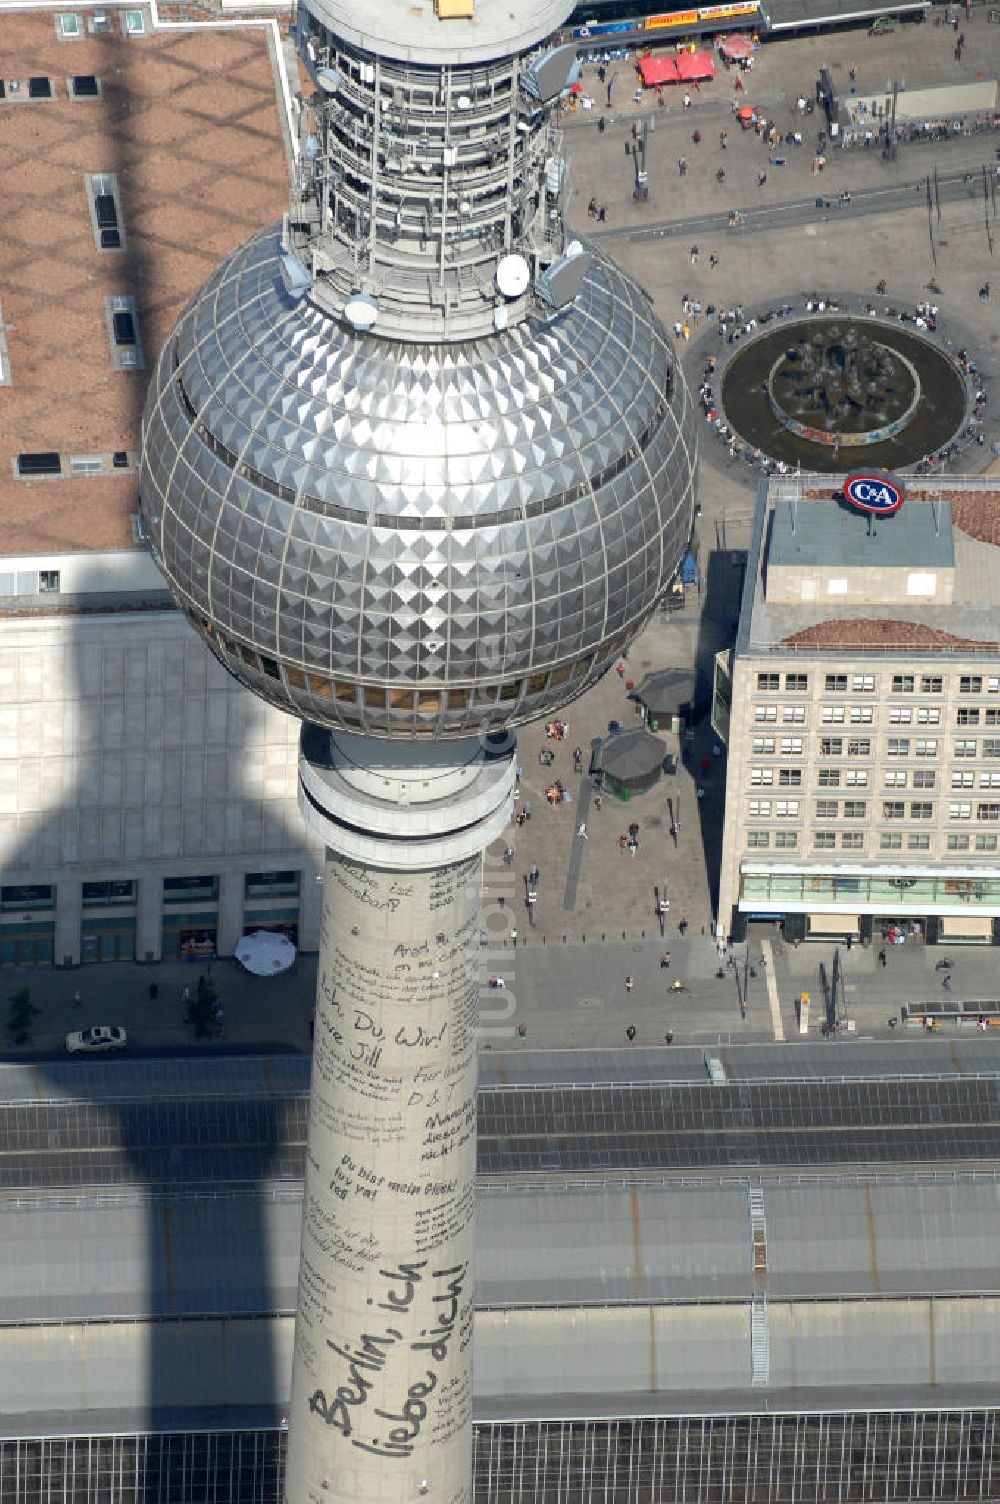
[139,2,699,742]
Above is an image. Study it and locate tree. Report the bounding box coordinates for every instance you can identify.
[186,975,219,1038]
[7,987,38,1045]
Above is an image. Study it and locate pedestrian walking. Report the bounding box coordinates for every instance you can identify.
[625,975,634,993]
[182,985,191,1004]
[683,92,692,108]
[690,244,699,265]
[660,951,671,969]
[678,156,688,176]
[876,278,887,295]
[626,1024,637,1041]
[719,131,728,149]
[597,205,607,222]
[757,170,767,187]
[73,990,82,1009]
[709,251,719,269]
[517,1021,527,1038]
[577,822,588,840]
[878,948,887,968]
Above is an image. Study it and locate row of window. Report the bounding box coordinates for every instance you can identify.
[0,871,300,912]
[747,830,1000,852]
[756,672,998,695]
[754,736,1000,758]
[755,704,955,725]
[748,799,1000,824]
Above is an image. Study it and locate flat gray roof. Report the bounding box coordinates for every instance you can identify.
[768,498,954,572]
[303,0,573,65]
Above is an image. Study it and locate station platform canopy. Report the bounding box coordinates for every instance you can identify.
[761,0,927,30]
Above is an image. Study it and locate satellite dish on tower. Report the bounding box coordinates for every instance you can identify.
[496,254,530,299]
[343,293,379,329]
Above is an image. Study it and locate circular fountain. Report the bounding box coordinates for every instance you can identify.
[719,315,968,472]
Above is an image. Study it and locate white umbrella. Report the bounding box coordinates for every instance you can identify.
[235,929,297,976]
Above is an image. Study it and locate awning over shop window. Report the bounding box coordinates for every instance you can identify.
[806,912,860,934]
[939,916,995,939]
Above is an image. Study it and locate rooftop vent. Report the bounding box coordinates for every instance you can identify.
[27,76,53,99]
[70,73,99,97]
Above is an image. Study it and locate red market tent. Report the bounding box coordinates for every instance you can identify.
[719,33,754,60]
[676,50,715,81]
[639,55,680,87]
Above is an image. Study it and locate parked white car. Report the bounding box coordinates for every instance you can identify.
[65,1025,128,1054]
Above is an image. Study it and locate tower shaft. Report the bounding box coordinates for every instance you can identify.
[287,850,480,1504]
[286,731,515,1502]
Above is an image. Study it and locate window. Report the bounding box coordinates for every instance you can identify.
[775,831,798,848]
[884,770,907,788]
[883,801,904,820]
[920,675,943,693]
[753,737,775,754]
[985,709,1000,726]
[844,800,867,818]
[850,706,874,724]
[852,675,875,693]
[880,833,902,850]
[750,768,773,786]
[17,451,61,477]
[891,675,915,693]
[952,771,974,788]
[918,707,941,725]
[841,832,864,850]
[912,771,935,790]
[779,769,802,788]
[779,737,803,755]
[980,772,1000,789]
[825,674,847,692]
[747,831,770,848]
[58,12,81,36]
[910,802,933,820]
[815,800,839,819]
[820,738,843,757]
[915,740,938,757]
[960,676,983,694]
[70,73,100,98]
[976,834,999,852]
[782,705,806,723]
[0,884,54,911]
[907,833,930,851]
[775,800,799,817]
[848,739,871,757]
[950,803,972,821]
[749,800,771,817]
[984,740,1000,758]
[163,875,219,903]
[113,310,136,346]
[28,76,53,99]
[754,705,777,722]
[814,831,836,849]
[957,708,981,726]
[125,9,146,33]
[948,835,971,852]
[989,678,1000,695]
[954,740,977,758]
[845,769,868,787]
[822,707,845,724]
[889,707,912,725]
[38,570,60,594]
[82,879,136,906]
[244,870,300,898]
[887,738,910,757]
[785,673,808,692]
[757,673,779,691]
[818,769,841,787]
